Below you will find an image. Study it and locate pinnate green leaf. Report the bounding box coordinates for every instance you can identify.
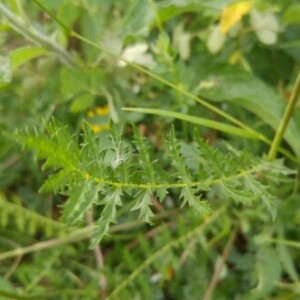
[15,119,292,247]
[91,187,123,247]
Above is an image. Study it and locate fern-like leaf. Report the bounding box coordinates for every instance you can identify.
[15,120,292,246]
[91,187,123,247]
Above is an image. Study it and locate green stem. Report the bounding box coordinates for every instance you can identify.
[80,159,269,189]
[0,288,99,300]
[0,225,94,262]
[262,237,300,249]
[106,205,226,300]
[0,4,77,67]
[71,32,296,162]
[268,68,300,160]
[0,211,174,261]
[31,0,296,162]
[30,0,259,137]
[203,225,238,300]
[148,0,186,135]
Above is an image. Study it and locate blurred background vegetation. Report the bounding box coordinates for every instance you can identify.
[0,0,300,299]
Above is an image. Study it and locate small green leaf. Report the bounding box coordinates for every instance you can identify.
[157,0,208,22]
[173,23,192,60]
[179,186,210,213]
[63,181,100,225]
[123,107,258,139]
[156,188,168,202]
[131,189,154,223]
[243,175,276,219]
[180,141,201,172]
[251,247,282,298]
[9,46,47,71]
[91,187,123,247]
[283,4,300,25]
[60,67,88,98]
[69,93,95,113]
[40,169,73,193]
[197,65,300,158]
[277,228,299,282]
[120,0,154,37]
[207,25,226,54]
[57,3,80,28]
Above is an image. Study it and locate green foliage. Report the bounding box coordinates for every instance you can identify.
[0,193,66,237]
[197,65,300,158]
[1,0,300,299]
[16,120,291,248]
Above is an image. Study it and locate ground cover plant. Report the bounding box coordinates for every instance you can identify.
[1,0,300,299]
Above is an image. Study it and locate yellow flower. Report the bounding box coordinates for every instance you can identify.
[220,1,253,34]
[89,123,110,133]
[95,105,110,116]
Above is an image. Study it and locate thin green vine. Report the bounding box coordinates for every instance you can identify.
[268,68,300,160]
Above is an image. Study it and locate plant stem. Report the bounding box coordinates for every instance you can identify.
[0,4,77,67]
[0,237,21,279]
[0,225,94,262]
[268,68,300,160]
[31,0,297,162]
[262,237,300,249]
[31,1,264,139]
[86,211,107,300]
[203,226,238,300]
[70,32,296,162]
[0,210,175,262]
[106,205,226,300]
